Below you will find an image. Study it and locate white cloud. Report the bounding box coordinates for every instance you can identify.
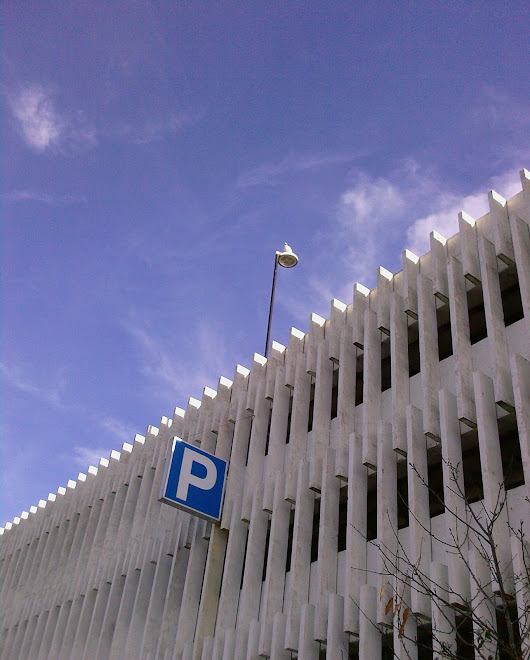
[0,362,65,408]
[9,84,96,153]
[406,167,524,255]
[123,318,236,405]
[10,85,62,151]
[337,174,404,228]
[2,190,86,204]
[236,152,362,189]
[73,445,112,470]
[111,110,199,145]
[98,416,137,444]
[294,162,526,321]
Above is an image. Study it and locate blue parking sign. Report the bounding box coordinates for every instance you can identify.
[159,438,227,522]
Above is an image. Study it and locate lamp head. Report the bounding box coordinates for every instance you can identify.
[277,243,299,268]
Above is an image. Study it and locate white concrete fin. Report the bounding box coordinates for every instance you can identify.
[253,352,268,366]
[189,397,202,409]
[204,386,217,399]
[13,516,20,524]
[56,487,66,496]
[354,282,370,296]
[110,449,121,460]
[21,511,29,519]
[0,527,4,534]
[271,340,286,354]
[310,312,326,326]
[48,492,57,501]
[331,298,347,313]
[290,327,305,340]
[160,415,170,426]
[219,375,233,389]
[490,189,506,207]
[99,457,109,467]
[378,266,393,280]
[174,406,186,418]
[134,433,146,444]
[147,425,159,436]
[431,230,447,245]
[38,499,46,508]
[30,505,38,514]
[67,479,76,489]
[520,167,530,201]
[77,472,87,482]
[236,364,251,377]
[404,249,419,263]
[122,442,133,453]
[88,465,98,475]
[459,210,476,227]
[5,522,12,530]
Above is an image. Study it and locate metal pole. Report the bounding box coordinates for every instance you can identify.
[264,252,280,358]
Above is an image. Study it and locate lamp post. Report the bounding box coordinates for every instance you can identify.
[265,243,299,358]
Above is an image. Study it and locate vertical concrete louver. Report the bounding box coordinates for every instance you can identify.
[1,169,529,660]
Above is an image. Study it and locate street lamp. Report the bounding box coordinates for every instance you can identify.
[265,243,299,358]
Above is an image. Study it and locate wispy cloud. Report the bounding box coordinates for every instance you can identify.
[293,161,526,320]
[8,84,96,153]
[236,152,362,189]
[9,85,62,151]
[472,86,530,132]
[98,415,137,444]
[123,318,236,405]
[69,417,136,471]
[0,362,66,409]
[406,168,524,255]
[2,190,87,205]
[110,110,200,145]
[72,445,112,470]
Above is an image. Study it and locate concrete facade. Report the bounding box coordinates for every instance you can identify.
[1,169,529,659]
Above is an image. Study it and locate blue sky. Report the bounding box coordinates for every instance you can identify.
[2,1,529,525]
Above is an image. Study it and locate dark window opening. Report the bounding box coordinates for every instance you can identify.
[307,381,315,432]
[467,284,487,344]
[285,390,293,444]
[264,407,272,456]
[408,321,421,377]
[499,412,525,490]
[455,613,475,659]
[381,336,391,392]
[338,485,347,552]
[436,302,453,360]
[461,413,524,504]
[244,417,253,466]
[310,497,320,563]
[382,632,394,660]
[499,263,524,327]
[348,640,359,660]
[497,601,523,659]
[366,473,377,541]
[262,519,271,582]
[285,511,294,572]
[331,368,339,419]
[461,429,484,503]
[397,463,409,530]
[428,450,445,518]
[240,529,249,589]
[355,353,364,406]
[417,623,434,660]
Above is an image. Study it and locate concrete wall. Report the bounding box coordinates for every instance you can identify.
[1,169,529,659]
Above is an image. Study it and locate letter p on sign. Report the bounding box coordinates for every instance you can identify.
[159,439,227,522]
